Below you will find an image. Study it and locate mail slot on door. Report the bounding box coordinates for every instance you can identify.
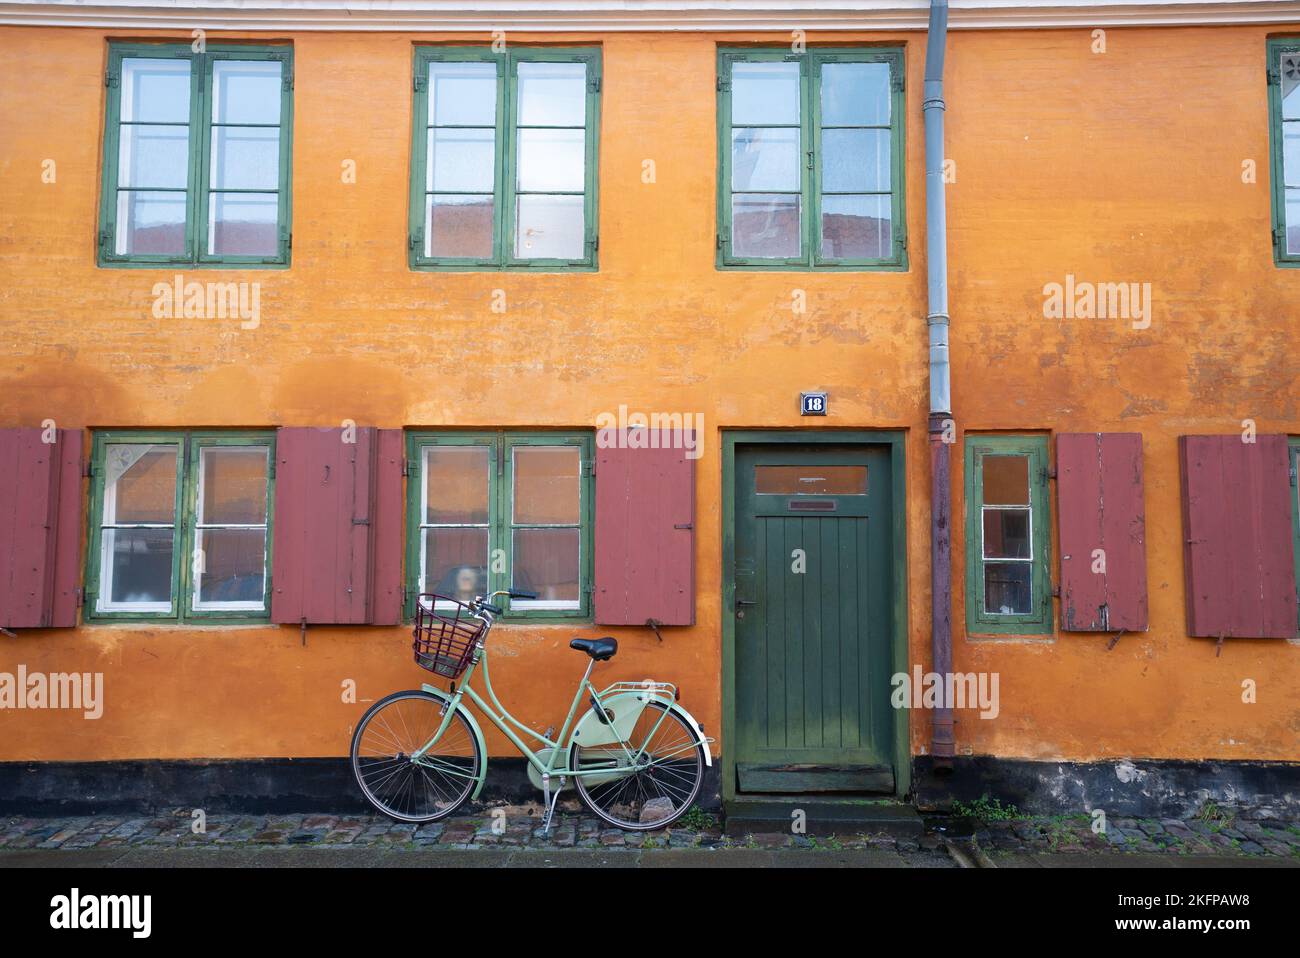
[787,499,837,512]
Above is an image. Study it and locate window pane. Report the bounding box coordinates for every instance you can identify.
[195,528,266,605]
[515,194,584,259]
[512,528,580,603]
[105,444,177,523]
[426,194,495,258]
[207,192,278,256]
[821,194,890,260]
[200,446,267,524]
[982,508,1031,559]
[820,62,891,126]
[822,128,890,193]
[1283,54,1300,120]
[430,61,497,126]
[1284,126,1300,187]
[731,61,799,125]
[1288,189,1300,255]
[517,128,585,192]
[423,447,490,523]
[121,58,191,123]
[211,60,282,125]
[984,561,1032,615]
[514,446,580,524]
[428,128,495,192]
[982,454,1030,504]
[756,465,867,495]
[118,125,189,189]
[210,126,280,191]
[517,61,586,127]
[732,128,800,192]
[104,528,174,607]
[423,528,489,599]
[115,191,186,255]
[731,193,800,258]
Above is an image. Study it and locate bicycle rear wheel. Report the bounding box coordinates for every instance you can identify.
[350,690,482,823]
[571,701,706,830]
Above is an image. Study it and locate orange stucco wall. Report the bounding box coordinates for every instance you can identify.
[0,23,1297,768]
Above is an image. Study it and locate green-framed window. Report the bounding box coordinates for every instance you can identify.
[86,431,275,622]
[405,431,594,619]
[716,46,906,270]
[1268,39,1300,266]
[964,435,1052,635]
[98,42,293,268]
[408,47,601,271]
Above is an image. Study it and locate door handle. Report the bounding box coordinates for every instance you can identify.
[736,599,757,607]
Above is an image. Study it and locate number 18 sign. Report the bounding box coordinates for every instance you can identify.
[800,392,827,416]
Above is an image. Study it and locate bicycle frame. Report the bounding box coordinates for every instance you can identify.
[410,633,678,781]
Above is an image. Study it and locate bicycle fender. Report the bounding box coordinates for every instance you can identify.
[570,691,651,748]
[420,683,489,800]
[570,693,713,767]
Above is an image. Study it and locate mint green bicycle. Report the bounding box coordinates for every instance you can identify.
[350,590,713,831]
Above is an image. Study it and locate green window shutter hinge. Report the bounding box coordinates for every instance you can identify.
[716,75,731,93]
[403,458,419,478]
[283,68,294,93]
[1274,225,1286,250]
[105,69,119,88]
[581,459,595,477]
[891,70,905,93]
[409,230,423,253]
[588,235,599,253]
[97,229,110,251]
[414,74,427,93]
[589,75,601,93]
[1268,66,1281,86]
[268,456,276,479]
[716,230,729,250]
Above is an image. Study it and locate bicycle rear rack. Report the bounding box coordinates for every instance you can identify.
[598,679,679,701]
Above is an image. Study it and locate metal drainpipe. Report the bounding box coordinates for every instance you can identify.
[925,0,955,762]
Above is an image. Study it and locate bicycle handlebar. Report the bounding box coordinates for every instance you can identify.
[471,589,538,617]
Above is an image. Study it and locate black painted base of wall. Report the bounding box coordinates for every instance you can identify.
[0,758,723,817]
[912,756,1300,821]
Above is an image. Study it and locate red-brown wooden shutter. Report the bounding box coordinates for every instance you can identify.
[594,435,695,626]
[1056,432,1149,631]
[0,427,83,628]
[272,427,403,625]
[1178,434,1298,638]
[369,429,404,625]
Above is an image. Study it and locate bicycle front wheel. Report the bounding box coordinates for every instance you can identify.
[350,690,482,823]
[571,701,706,830]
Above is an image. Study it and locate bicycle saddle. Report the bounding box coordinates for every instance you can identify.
[569,637,618,660]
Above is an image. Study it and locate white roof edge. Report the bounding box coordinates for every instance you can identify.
[1,0,1299,31]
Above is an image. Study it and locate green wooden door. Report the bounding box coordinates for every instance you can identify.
[733,444,894,793]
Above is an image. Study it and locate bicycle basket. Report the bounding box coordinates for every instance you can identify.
[412,594,487,679]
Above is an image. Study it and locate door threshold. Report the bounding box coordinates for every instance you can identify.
[723,796,922,837]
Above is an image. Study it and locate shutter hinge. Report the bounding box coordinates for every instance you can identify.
[283,68,294,93]
[581,459,595,477]
[1290,461,1298,486]
[1274,226,1286,250]
[589,75,601,93]
[409,230,423,253]
[1268,66,1281,86]
[403,458,419,478]
[588,235,599,253]
[716,230,729,250]
[83,459,94,477]
[268,457,276,479]
[585,583,595,595]
[97,230,110,251]
[105,70,119,88]
[716,75,730,93]
[414,74,427,93]
[891,70,905,93]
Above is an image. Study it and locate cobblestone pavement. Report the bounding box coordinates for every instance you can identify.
[2,804,1298,863]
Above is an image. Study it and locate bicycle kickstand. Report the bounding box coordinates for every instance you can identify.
[541,774,567,834]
